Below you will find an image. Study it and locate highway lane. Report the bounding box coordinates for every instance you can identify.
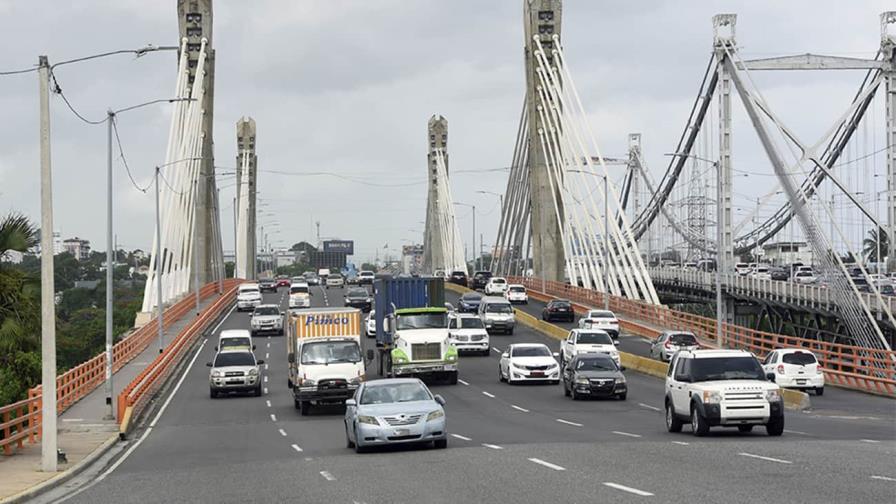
[55,283,895,503]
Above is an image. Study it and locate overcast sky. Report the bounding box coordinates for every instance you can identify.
[1,1,891,262]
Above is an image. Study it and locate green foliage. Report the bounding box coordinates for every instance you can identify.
[225,261,235,278]
[360,262,377,272]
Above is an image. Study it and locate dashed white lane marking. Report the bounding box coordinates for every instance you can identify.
[482,391,496,398]
[511,405,530,413]
[482,443,503,450]
[62,418,84,422]
[861,439,880,444]
[603,482,654,497]
[265,363,269,370]
[267,343,271,348]
[527,458,566,471]
[320,470,336,481]
[612,431,642,438]
[270,414,277,422]
[451,434,472,441]
[870,475,896,482]
[555,418,583,427]
[638,403,661,412]
[738,452,792,464]
[264,387,269,395]
[265,352,269,359]
[491,347,502,353]
[279,429,287,437]
[671,441,690,446]
[291,444,303,453]
[783,429,810,436]
[458,379,469,386]
[264,375,269,383]
[266,400,271,408]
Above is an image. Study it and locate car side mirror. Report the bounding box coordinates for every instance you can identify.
[766,372,776,382]
[213,346,218,351]
[288,353,295,364]
[345,398,356,407]
[620,366,627,372]
[613,340,620,346]
[253,345,257,351]
[501,352,509,358]
[434,394,446,406]
[280,311,285,316]
[205,362,212,367]
[256,359,265,365]
[366,349,375,362]
[553,352,560,357]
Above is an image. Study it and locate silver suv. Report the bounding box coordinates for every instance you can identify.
[207,350,265,398]
[250,304,284,336]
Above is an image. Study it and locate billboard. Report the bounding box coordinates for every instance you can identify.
[323,240,354,255]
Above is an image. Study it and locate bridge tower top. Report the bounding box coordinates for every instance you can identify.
[712,13,736,48]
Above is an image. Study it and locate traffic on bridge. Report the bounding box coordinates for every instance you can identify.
[1,2,894,504]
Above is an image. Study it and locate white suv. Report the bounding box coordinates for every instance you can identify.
[236,283,262,311]
[484,277,509,295]
[326,274,344,289]
[665,349,784,437]
[762,348,824,395]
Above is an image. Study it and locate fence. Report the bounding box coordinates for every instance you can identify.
[510,276,896,397]
[0,280,235,455]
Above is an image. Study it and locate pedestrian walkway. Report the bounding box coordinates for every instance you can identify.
[0,296,216,502]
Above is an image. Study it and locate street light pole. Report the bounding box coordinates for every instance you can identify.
[38,55,58,473]
[104,110,115,420]
[155,167,165,353]
[604,175,609,310]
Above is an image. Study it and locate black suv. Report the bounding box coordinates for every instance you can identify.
[449,270,468,287]
[471,271,493,290]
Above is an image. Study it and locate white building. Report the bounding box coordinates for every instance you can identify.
[63,237,91,261]
[761,241,813,266]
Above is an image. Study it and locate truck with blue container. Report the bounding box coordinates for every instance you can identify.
[373,276,458,384]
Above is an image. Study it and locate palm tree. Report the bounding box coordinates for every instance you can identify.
[0,212,40,356]
[862,227,889,265]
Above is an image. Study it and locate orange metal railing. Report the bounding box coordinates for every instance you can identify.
[0,280,235,455]
[511,276,896,397]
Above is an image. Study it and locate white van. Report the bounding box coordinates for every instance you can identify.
[318,268,331,281]
[477,296,516,335]
[215,329,255,352]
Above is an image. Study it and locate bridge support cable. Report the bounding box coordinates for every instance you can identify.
[493,101,531,275]
[724,43,895,354]
[141,39,209,313]
[433,149,466,273]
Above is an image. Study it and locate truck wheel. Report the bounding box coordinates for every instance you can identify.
[254,385,262,397]
[766,416,784,436]
[815,387,824,396]
[564,381,571,397]
[287,379,293,389]
[665,401,683,433]
[448,371,458,385]
[691,406,709,437]
[345,425,355,449]
[301,401,311,416]
[507,328,514,335]
[499,367,506,382]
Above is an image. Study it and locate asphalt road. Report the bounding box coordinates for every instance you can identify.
[53,284,896,504]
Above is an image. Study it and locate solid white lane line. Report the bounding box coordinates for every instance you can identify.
[511,405,530,413]
[320,471,336,481]
[482,391,496,398]
[738,452,792,464]
[556,418,583,427]
[871,475,896,482]
[638,403,661,412]
[860,439,880,444]
[671,441,690,446]
[266,400,271,408]
[291,444,303,453]
[270,414,277,422]
[603,482,654,497]
[612,431,642,438]
[528,458,565,471]
[783,429,810,436]
[451,434,472,441]
[482,443,503,450]
[279,429,287,437]
[458,379,469,386]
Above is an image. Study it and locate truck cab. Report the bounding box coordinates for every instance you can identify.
[391,307,458,384]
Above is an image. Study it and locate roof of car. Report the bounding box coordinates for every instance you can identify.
[508,284,525,288]
[481,296,510,303]
[509,343,548,349]
[219,329,251,338]
[239,283,259,289]
[661,330,696,336]
[679,349,753,359]
[254,304,279,309]
[571,328,610,335]
[363,377,424,387]
[774,348,817,355]
[550,298,571,303]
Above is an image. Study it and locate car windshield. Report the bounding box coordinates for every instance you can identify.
[509,286,525,293]
[459,317,484,329]
[360,382,430,404]
[575,356,617,371]
[461,293,482,301]
[239,286,259,294]
[214,352,255,367]
[254,306,279,316]
[576,332,613,345]
[669,333,697,345]
[690,357,765,382]
[492,278,506,284]
[782,352,817,365]
[396,312,447,330]
[588,311,614,319]
[300,341,361,365]
[290,286,309,294]
[552,301,571,308]
[486,303,513,314]
[347,288,368,297]
[512,346,550,357]
[220,337,251,349]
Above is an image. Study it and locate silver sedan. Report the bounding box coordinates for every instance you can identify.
[344,378,447,453]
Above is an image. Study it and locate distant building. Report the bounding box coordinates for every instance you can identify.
[275,250,297,267]
[402,244,424,274]
[761,241,812,266]
[53,231,64,255]
[63,237,91,261]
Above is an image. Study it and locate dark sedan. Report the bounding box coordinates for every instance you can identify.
[770,267,789,281]
[542,299,574,322]
[449,270,468,287]
[344,287,373,312]
[471,271,493,290]
[457,292,483,313]
[562,354,627,400]
[258,278,277,293]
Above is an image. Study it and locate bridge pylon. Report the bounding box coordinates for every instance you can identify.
[235,117,257,280]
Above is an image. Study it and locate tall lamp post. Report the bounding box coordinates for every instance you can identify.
[454,202,476,270]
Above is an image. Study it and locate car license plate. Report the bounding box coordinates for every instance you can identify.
[796,379,806,384]
[531,371,544,377]
[393,429,410,436]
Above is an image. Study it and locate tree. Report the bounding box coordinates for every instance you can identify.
[862,227,888,265]
[360,262,377,272]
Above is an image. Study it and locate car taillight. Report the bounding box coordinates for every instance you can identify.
[776,364,785,374]
[664,340,672,349]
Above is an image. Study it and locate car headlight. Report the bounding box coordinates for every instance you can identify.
[426,409,444,421]
[211,370,223,377]
[615,377,626,384]
[575,377,590,384]
[300,378,316,387]
[251,320,260,328]
[366,298,372,303]
[248,368,258,376]
[702,390,722,404]
[350,375,364,385]
[765,389,781,402]
[358,415,379,425]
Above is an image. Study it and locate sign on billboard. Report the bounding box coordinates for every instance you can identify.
[323,240,354,255]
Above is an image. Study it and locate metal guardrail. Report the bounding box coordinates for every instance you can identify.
[0,281,232,456]
[510,276,896,397]
[647,267,896,315]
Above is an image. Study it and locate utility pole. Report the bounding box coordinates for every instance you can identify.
[194,179,200,315]
[155,167,165,353]
[38,55,58,473]
[104,110,115,420]
[472,204,476,271]
[604,175,610,310]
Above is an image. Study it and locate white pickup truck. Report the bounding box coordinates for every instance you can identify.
[665,349,784,437]
[560,329,620,367]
